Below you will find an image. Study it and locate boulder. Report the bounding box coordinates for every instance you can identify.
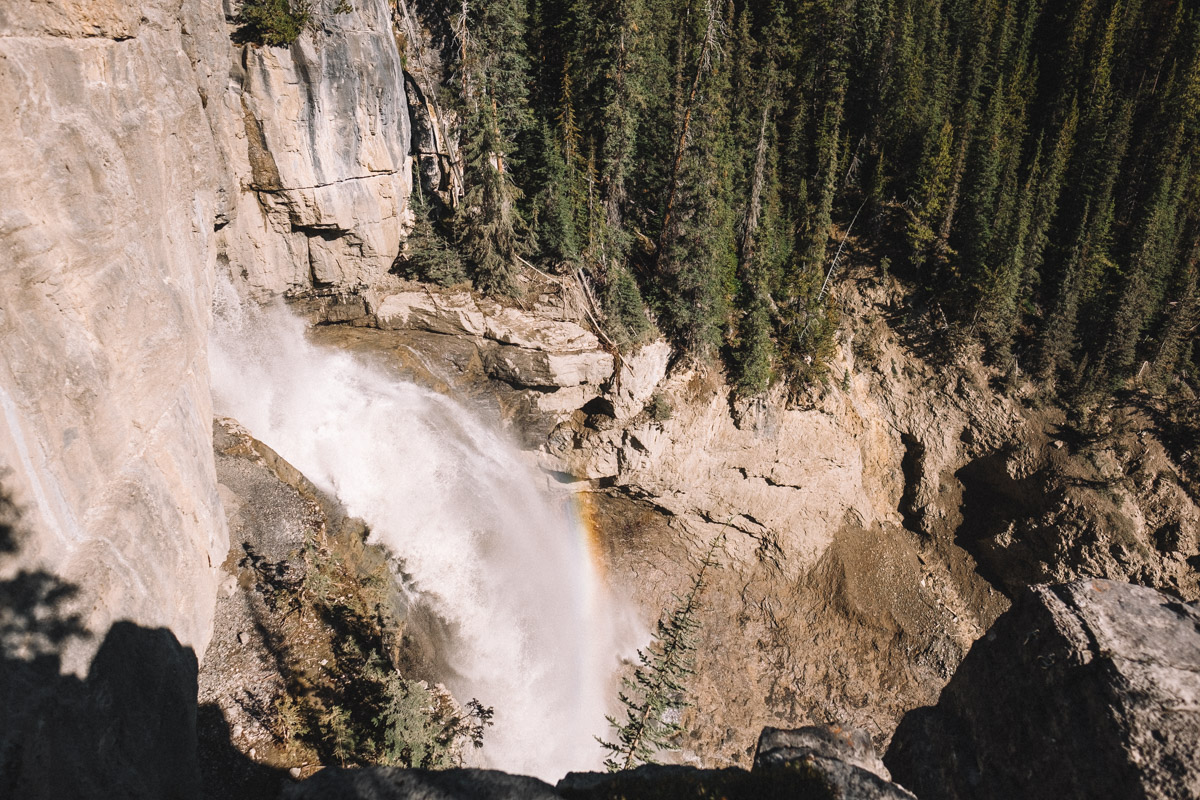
[479,303,601,353]
[284,725,916,799]
[885,579,1200,800]
[373,292,487,337]
[756,725,895,783]
[610,341,672,419]
[482,346,614,389]
[753,726,915,800]
[283,768,561,800]
[370,290,614,389]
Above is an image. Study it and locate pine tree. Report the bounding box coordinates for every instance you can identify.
[732,299,775,395]
[1039,202,1091,387]
[1024,102,1079,294]
[657,0,736,359]
[907,118,955,271]
[1153,244,1200,384]
[598,535,723,772]
[396,192,467,287]
[1101,158,1189,384]
[532,121,581,269]
[450,0,535,296]
[605,262,653,348]
[799,95,844,275]
[457,102,528,295]
[976,135,1039,364]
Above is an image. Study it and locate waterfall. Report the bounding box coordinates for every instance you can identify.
[209,280,635,779]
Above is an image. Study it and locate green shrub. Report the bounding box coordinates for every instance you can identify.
[648,393,673,422]
[242,536,492,769]
[234,0,312,47]
[395,193,468,287]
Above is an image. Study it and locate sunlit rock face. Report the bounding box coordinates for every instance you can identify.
[887,580,1200,800]
[0,0,230,667]
[0,0,414,671]
[219,0,414,298]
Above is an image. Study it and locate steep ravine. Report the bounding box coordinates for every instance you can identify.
[3,0,1199,795]
[298,268,1200,766]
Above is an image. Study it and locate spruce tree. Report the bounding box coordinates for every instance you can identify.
[457,102,528,295]
[532,121,581,269]
[657,0,736,359]
[451,0,535,296]
[397,191,467,287]
[598,535,723,772]
[907,118,955,271]
[733,299,775,396]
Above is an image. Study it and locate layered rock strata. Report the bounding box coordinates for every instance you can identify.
[220,0,413,297]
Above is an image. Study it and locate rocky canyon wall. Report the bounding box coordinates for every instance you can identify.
[217,0,413,297]
[0,0,228,668]
[321,272,1200,765]
[0,0,413,680]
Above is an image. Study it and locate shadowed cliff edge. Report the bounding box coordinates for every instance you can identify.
[0,480,283,800]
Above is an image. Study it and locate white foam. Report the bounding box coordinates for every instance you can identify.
[210,279,634,779]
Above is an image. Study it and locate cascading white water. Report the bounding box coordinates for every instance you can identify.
[209,280,635,779]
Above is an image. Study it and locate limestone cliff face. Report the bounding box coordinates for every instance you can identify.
[218,0,413,297]
[0,0,414,673]
[0,0,229,666]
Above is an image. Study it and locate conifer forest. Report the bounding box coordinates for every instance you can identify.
[403,0,1200,412]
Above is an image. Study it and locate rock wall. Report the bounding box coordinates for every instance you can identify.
[0,0,230,667]
[219,0,413,297]
[314,273,1200,767]
[886,579,1200,800]
[0,0,414,677]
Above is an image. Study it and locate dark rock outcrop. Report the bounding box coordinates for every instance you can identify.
[285,724,915,800]
[1,622,202,800]
[885,579,1200,800]
[284,768,561,800]
[755,726,912,798]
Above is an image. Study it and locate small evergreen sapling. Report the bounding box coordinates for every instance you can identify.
[396,192,467,287]
[598,534,724,771]
[233,0,311,47]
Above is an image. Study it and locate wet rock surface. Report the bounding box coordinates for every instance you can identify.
[886,579,1200,800]
[0,0,230,670]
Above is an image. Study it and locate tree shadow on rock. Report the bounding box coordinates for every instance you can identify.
[0,478,282,799]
